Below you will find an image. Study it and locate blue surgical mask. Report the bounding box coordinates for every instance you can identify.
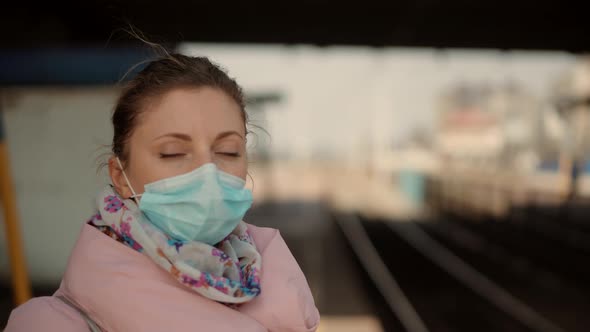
[116,158,253,245]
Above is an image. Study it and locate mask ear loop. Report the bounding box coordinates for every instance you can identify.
[246,172,255,193]
[116,157,142,201]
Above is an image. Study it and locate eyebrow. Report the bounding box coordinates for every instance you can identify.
[153,133,192,142]
[153,131,244,142]
[215,131,244,141]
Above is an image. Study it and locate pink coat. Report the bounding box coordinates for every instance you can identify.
[5,224,320,332]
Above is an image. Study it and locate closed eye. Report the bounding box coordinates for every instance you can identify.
[217,152,240,157]
[159,153,186,158]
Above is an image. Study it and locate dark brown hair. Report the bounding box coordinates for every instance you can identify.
[112,53,247,164]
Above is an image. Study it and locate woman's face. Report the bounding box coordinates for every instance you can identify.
[109,87,247,198]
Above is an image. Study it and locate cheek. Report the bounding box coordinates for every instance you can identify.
[127,150,164,191]
[126,161,149,193]
[217,157,248,181]
[236,159,248,180]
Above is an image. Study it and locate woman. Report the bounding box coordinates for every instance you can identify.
[5,53,320,331]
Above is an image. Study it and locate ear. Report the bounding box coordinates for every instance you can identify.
[108,157,133,199]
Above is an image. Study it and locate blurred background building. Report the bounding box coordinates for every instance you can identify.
[1,1,590,331]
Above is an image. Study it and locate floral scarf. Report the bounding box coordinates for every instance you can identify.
[88,186,262,304]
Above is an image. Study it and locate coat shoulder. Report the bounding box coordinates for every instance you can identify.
[5,296,88,332]
[242,223,320,331]
[246,223,281,253]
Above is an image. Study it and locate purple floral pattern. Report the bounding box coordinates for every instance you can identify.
[104,195,124,213]
[212,248,230,262]
[167,238,185,252]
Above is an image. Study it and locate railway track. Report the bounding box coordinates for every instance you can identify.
[336,214,588,332]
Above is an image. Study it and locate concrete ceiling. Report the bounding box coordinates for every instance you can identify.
[1,0,589,51]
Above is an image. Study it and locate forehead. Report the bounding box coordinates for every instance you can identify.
[136,87,244,140]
